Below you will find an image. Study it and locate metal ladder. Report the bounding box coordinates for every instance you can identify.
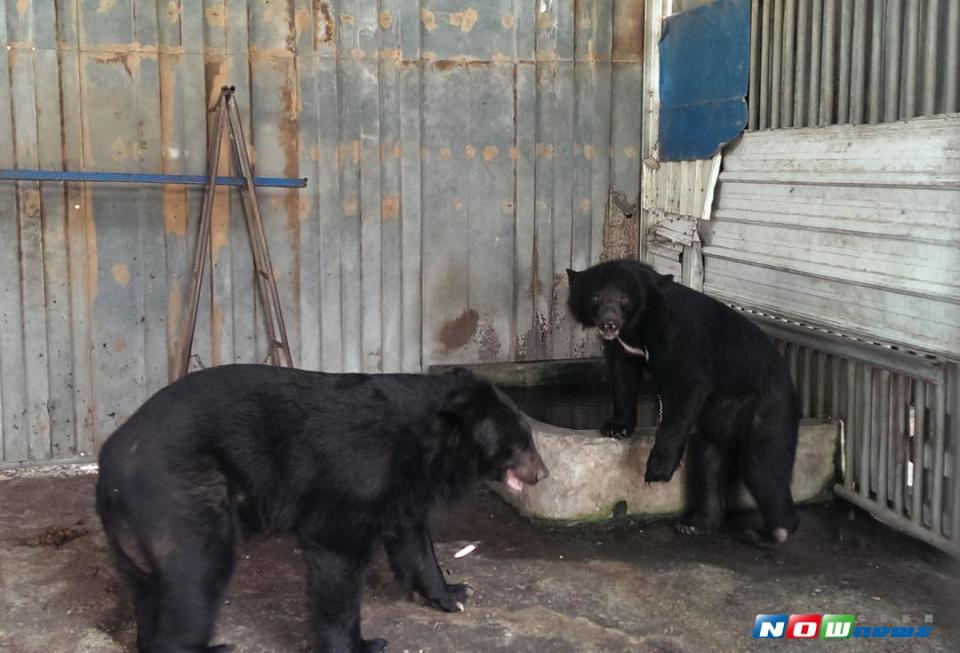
[178,86,293,378]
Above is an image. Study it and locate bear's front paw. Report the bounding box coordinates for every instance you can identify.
[425,583,473,613]
[644,449,679,483]
[601,419,635,439]
[362,638,389,653]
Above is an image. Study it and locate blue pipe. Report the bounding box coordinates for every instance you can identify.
[0,169,307,188]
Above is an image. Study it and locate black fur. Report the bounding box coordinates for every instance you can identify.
[96,364,548,653]
[567,259,799,545]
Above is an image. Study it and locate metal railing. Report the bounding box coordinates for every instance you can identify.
[748,0,960,130]
[744,310,959,556]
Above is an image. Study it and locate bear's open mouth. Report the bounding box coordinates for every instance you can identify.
[598,326,620,340]
[502,468,525,493]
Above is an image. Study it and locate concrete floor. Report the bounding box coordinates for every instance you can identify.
[0,472,957,653]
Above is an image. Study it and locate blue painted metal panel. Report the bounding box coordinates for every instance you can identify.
[659,0,750,161]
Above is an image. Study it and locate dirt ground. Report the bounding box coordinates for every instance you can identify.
[0,472,957,653]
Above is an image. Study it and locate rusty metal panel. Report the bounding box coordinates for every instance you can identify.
[702,114,960,358]
[0,0,644,466]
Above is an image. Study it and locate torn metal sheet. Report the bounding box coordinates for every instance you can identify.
[658,0,750,161]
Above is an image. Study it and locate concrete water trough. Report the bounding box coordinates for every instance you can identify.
[432,359,838,523]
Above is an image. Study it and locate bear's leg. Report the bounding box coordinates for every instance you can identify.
[677,435,728,535]
[602,342,642,438]
[132,577,159,653]
[147,533,236,653]
[741,421,799,547]
[644,383,712,483]
[302,545,383,653]
[384,515,472,613]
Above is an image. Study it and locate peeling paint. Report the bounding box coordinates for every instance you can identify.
[450,8,479,33]
[315,1,335,45]
[477,320,502,361]
[420,8,437,32]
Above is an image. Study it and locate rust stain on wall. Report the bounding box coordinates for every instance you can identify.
[438,308,479,352]
[477,320,502,361]
[295,8,311,33]
[420,8,437,31]
[111,263,130,286]
[378,10,393,29]
[313,0,337,43]
[381,194,400,220]
[602,190,640,260]
[162,187,187,236]
[94,51,142,77]
[205,3,225,26]
[450,8,478,33]
[612,0,645,61]
[159,53,185,238]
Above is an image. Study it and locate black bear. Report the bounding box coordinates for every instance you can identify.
[96,364,548,653]
[566,259,799,545]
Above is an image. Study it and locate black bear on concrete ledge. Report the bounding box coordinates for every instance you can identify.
[567,259,799,546]
[96,364,548,653]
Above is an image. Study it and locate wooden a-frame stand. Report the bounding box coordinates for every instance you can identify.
[178,86,293,379]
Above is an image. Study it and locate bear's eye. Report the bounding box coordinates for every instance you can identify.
[590,295,600,305]
[620,296,630,307]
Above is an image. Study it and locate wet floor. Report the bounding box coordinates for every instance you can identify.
[1,473,957,653]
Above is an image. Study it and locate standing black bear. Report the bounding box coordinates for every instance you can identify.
[567,259,799,546]
[96,365,548,653]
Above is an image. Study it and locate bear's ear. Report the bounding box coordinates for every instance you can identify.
[657,273,674,288]
[441,383,489,426]
[566,268,579,284]
[445,366,474,379]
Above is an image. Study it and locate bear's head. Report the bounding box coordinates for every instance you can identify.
[439,369,549,494]
[566,259,673,342]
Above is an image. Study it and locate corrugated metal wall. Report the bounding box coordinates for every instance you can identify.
[702,113,960,357]
[748,0,960,131]
[0,0,644,466]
